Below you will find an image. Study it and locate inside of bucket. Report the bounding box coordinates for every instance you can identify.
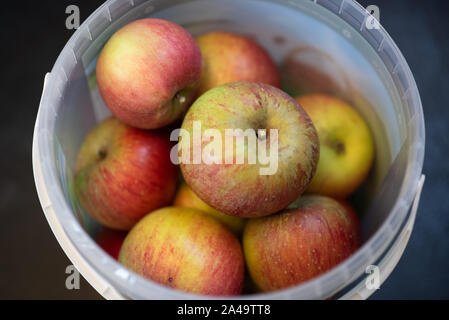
[52,0,410,286]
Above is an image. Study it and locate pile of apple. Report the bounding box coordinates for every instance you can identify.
[76,18,374,296]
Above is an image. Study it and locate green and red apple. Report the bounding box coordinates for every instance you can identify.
[119,207,244,296]
[296,94,374,198]
[196,31,281,95]
[75,117,178,230]
[180,82,319,218]
[243,195,360,292]
[96,18,202,129]
[173,182,246,235]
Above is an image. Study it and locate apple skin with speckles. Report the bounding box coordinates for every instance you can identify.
[119,207,245,296]
[180,82,319,218]
[96,19,202,129]
[243,195,360,292]
[74,117,178,230]
[296,94,374,198]
[196,31,281,95]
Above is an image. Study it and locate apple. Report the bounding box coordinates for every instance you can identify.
[296,94,374,198]
[280,47,351,98]
[196,31,281,95]
[173,182,246,235]
[180,82,319,218]
[119,207,244,296]
[95,228,127,260]
[243,195,360,292]
[75,117,178,230]
[96,18,202,129]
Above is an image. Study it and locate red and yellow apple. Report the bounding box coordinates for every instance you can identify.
[243,195,360,292]
[75,117,178,230]
[196,31,281,95]
[119,207,244,296]
[296,94,374,198]
[95,228,127,260]
[96,18,202,129]
[173,182,246,235]
[180,82,319,218]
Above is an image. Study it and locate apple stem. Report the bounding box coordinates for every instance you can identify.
[257,129,267,141]
[98,147,107,160]
[333,140,346,155]
[175,92,186,104]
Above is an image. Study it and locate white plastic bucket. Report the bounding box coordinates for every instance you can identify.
[32,0,425,299]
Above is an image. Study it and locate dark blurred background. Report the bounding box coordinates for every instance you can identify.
[0,0,448,299]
